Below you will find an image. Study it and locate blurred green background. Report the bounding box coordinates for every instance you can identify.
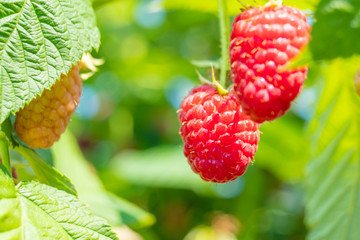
[50,0,359,239]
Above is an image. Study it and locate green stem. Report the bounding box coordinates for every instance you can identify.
[218,0,230,88]
[0,135,11,174]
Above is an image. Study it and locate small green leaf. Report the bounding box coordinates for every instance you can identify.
[52,130,155,228]
[0,117,18,148]
[15,145,77,196]
[0,0,100,123]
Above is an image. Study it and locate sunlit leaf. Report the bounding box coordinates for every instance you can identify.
[0,0,100,123]
[305,57,360,239]
[0,165,21,239]
[0,165,119,240]
[15,145,77,196]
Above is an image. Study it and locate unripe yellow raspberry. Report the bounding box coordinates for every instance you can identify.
[15,65,82,149]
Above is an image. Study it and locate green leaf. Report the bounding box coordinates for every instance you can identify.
[0,164,22,240]
[163,0,319,15]
[17,181,118,240]
[310,0,360,60]
[0,165,118,240]
[52,130,155,228]
[0,0,100,123]
[15,145,77,196]
[305,57,360,239]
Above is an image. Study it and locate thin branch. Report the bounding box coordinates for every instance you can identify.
[217,0,230,89]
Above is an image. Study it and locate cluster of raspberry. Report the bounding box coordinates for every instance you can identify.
[178,5,311,183]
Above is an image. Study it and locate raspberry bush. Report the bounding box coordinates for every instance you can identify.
[1,0,360,240]
[0,1,119,239]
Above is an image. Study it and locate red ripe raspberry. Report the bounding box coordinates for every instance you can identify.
[15,65,82,149]
[178,85,260,183]
[230,5,311,123]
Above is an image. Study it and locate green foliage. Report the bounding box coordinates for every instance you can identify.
[0,165,119,240]
[2,0,360,239]
[0,118,17,148]
[0,0,100,123]
[0,165,21,240]
[52,130,155,228]
[310,0,360,60]
[305,57,360,239]
[256,115,310,182]
[15,145,77,196]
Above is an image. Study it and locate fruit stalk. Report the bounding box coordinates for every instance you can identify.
[218,0,230,89]
[0,134,10,173]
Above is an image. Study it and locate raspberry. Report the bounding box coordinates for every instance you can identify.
[178,85,260,183]
[230,5,311,123]
[15,65,82,149]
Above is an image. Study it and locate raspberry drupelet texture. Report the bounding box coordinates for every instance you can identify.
[178,85,260,183]
[230,5,311,123]
[15,65,82,149]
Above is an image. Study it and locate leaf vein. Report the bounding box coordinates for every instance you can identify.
[0,0,26,65]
